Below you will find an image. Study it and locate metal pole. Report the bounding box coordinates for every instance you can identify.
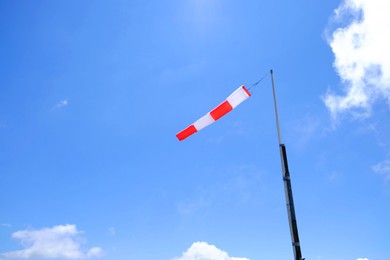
[270,70,282,145]
[270,69,303,260]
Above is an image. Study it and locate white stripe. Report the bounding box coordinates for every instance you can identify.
[193,113,215,131]
[226,86,250,109]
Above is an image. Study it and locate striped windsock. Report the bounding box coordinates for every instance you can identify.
[176,85,251,141]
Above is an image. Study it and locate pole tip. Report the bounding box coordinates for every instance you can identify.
[270,69,273,74]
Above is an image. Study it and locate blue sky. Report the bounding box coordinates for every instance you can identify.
[1,1,390,260]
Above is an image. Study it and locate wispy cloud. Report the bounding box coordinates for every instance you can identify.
[172,241,249,260]
[292,116,323,150]
[177,164,263,215]
[108,227,116,236]
[177,191,208,216]
[357,258,369,260]
[52,99,69,110]
[2,224,103,259]
[324,0,390,119]
[372,159,390,183]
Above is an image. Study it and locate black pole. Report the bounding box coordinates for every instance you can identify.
[280,144,303,260]
[270,70,303,260]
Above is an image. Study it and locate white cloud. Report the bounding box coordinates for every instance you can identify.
[53,99,68,110]
[86,248,103,258]
[372,159,390,183]
[2,224,103,259]
[172,241,249,260]
[324,0,390,119]
[357,258,369,260]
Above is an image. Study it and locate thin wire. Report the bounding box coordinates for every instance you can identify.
[247,71,269,93]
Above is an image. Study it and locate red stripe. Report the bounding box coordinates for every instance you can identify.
[210,100,233,121]
[176,125,197,141]
[242,85,251,97]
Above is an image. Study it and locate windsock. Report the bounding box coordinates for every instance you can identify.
[176,85,251,141]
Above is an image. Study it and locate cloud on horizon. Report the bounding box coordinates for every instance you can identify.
[2,224,103,259]
[324,0,390,119]
[172,241,249,260]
